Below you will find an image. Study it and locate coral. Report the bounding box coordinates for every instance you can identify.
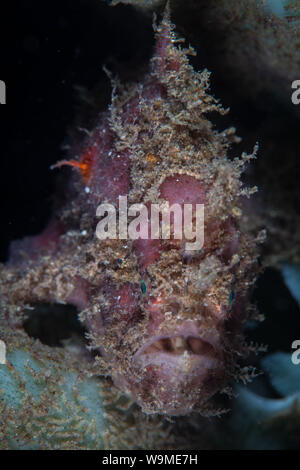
[0,323,168,450]
[0,9,261,436]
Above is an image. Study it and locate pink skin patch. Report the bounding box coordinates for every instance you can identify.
[159,174,206,206]
[67,277,92,312]
[133,175,206,270]
[83,281,141,333]
[9,219,65,263]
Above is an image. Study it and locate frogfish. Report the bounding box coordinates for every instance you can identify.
[0,12,261,416]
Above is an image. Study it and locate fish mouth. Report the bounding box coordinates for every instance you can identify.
[133,334,220,370]
[130,329,224,415]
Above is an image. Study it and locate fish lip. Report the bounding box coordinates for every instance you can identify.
[133,333,184,358]
[132,330,221,369]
